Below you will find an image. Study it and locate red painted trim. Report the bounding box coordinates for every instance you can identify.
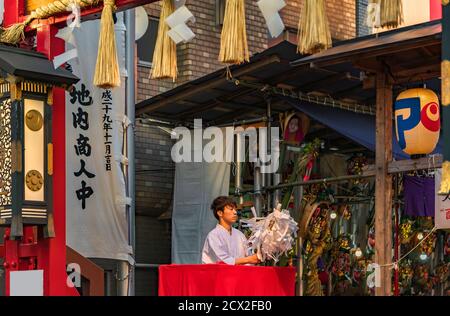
[0,244,4,258]
[4,0,157,28]
[2,0,24,26]
[430,0,442,20]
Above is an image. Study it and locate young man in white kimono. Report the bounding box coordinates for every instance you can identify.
[202,196,260,265]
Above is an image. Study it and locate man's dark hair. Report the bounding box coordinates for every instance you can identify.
[211,196,237,221]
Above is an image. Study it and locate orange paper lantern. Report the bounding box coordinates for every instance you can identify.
[395,88,440,156]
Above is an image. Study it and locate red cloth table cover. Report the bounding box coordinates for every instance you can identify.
[158,264,296,296]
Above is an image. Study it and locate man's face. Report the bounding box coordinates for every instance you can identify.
[218,205,238,224]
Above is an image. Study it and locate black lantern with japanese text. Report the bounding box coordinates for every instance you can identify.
[0,45,79,239]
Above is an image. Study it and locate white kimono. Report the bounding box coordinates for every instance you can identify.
[202,224,248,265]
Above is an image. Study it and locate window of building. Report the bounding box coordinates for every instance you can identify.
[356,0,371,37]
[215,0,226,26]
[137,17,159,66]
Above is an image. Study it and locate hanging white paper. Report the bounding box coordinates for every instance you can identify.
[366,2,381,28]
[53,3,81,69]
[166,5,196,44]
[257,0,286,38]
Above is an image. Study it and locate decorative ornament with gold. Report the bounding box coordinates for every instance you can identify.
[352,257,372,284]
[330,234,352,279]
[338,205,352,221]
[399,219,415,245]
[413,264,430,288]
[346,154,368,185]
[281,138,322,210]
[398,260,414,289]
[302,204,331,296]
[435,263,449,284]
[419,231,437,257]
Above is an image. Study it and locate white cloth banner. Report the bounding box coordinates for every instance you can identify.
[65,18,133,262]
[435,169,450,230]
[172,130,231,264]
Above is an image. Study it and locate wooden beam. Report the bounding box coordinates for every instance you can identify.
[375,69,393,296]
[363,155,443,175]
[136,55,281,116]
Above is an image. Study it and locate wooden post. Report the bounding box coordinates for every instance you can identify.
[375,69,393,296]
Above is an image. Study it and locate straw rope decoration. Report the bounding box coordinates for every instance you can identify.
[0,0,121,89]
[297,0,332,55]
[0,0,101,44]
[219,0,249,65]
[151,0,177,81]
[379,0,403,29]
[93,0,121,89]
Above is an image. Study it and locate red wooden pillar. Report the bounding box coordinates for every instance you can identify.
[35,24,75,296]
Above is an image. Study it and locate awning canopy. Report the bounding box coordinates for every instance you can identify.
[291,21,441,67]
[0,44,79,88]
[136,20,443,157]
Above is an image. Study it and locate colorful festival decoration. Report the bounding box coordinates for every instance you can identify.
[395,88,440,156]
[282,112,310,146]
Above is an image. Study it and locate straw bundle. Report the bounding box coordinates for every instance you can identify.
[151,0,177,81]
[380,0,403,29]
[297,0,332,55]
[93,0,121,89]
[218,0,249,65]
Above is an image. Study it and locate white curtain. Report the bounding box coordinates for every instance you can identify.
[172,130,231,264]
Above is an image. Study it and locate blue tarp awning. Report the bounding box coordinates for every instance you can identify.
[283,97,442,160]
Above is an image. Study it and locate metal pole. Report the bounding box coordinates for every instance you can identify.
[265,173,375,192]
[266,97,272,212]
[254,162,262,216]
[235,133,244,205]
[125,8,136,296]
[273,173,281,207]
[296,236,303,296]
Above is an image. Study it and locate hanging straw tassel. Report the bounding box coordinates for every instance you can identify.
[93,0,121,89]
[380,0,403,29]
[218,0,249,65]
[151,0,177,81]
[297,0,332,55]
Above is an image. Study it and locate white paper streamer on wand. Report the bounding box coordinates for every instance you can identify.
[242,204,298,262]
[53,3,81,69]
[166,4,196,44]
[257,0,286,38]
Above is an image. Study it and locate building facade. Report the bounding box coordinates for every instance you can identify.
[134,0,360,296]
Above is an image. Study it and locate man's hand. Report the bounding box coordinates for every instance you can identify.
[235,254,261,265]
